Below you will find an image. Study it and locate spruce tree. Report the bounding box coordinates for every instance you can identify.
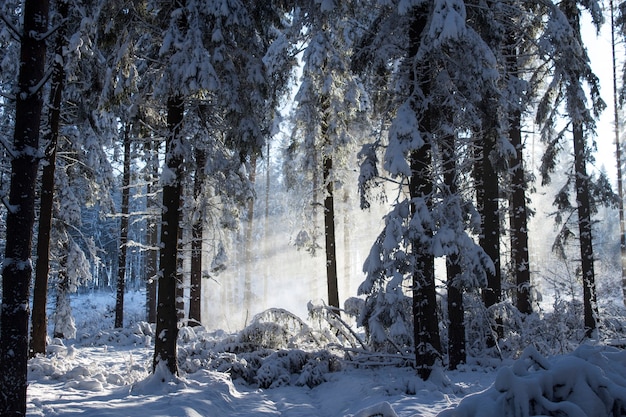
[0,0,49,413]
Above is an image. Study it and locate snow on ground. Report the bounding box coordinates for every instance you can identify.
[26,290,626,417]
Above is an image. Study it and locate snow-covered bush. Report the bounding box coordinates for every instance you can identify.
[236,308,322,351]
[175,308,342,388]
[438,345,626,417]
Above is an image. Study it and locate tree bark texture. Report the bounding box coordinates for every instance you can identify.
[573,121,598,336]
[477,95,503,342]
[321,95,340,312]
[145,141,159,323]
[509,111,532,314]
[0,0,49,414]
[115,124,132,328]
[153,96,184,375]
[30,0,68,357]
[505,35,532,315]
[188,148,206,326]
[442,132,466,370]
[561,0,599,337]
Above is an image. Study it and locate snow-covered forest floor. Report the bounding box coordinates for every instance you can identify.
[26,289,626,417]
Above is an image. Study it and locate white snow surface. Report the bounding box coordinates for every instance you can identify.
[27,290,626,417]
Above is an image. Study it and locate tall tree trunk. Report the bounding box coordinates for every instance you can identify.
[53,237,72,339]
[505,34,532,315]
[477,96,503,342]
[30,0,68,357]
[409,5,441,381]
[562,0,599,338]
[243,154,257,314]
[176,222,185,322]
[263,141,271,303]
[115,124,132,328]
[0,0,49,414]
[442,132,465,370]
[573,121,598,336]
[145,141,159,323]
[188,148,205,326]
[509,113,531,314]
[321,96,340,312]
[610,0,626,307]
[153,95,184,375]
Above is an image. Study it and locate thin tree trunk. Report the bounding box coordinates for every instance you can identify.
[263,141,271,303]
[321,96,340,312]
[30,0,68,357]
[0,0,49,414]
[243,154,257,314]
[610,0,626,307]
[573,121,599,336]
[176,221,185,322]
[408,4,441,381]
[153,95,184,375]
[188,148,205,326]
[53,237,71,339]
[562,0,599,338]
[505,35,532,315]
[115,124,132,328]
[145,141,159,323]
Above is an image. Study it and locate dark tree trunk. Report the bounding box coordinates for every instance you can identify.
[321,96,340,312]
[53,237,70,339]
[115,124,132,328]
[410,141,441,380]
[176,224,185,322]
[509,108,532,314]
[188,148,206,326]
[477,96,503,342]
[30,0,68,357]
[153,96,184,375]
[561,0,598,337]
[145,141,159,324]
[442,132,466,370]
[243,154,257,314]
[573,121,598,336]
[408,4,441,381]
[0,0,49,414]
[505,35,532,315]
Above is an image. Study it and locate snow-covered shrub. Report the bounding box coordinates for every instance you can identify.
[236,308,321,351]
[238,321,290,350]
[344,297,365,318]
[255,349,307,388]
[308,302,366,349]
[438,345,626,417]
[296,350,340,388]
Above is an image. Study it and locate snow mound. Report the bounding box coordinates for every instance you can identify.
[438,345,626,417]
[352,401,399,417]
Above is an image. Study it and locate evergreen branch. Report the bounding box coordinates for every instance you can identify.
[0,91,16,101]
[1,194,17,214]
[0,13,22,42]
[0,136,16,159]
[35,20,66,42]
[28,67,54,97]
